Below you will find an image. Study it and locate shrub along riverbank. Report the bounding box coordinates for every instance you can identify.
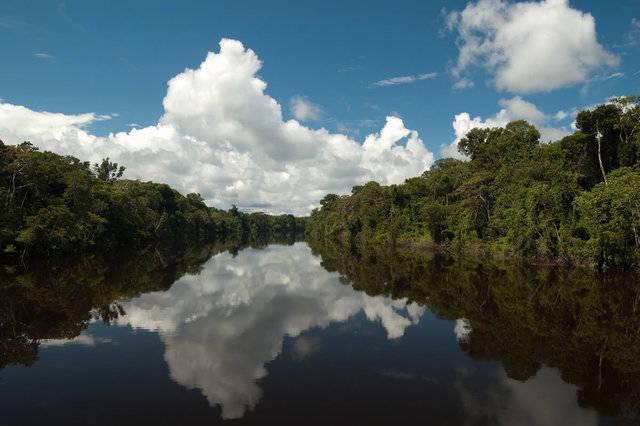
[0,141,305,260]
[306,97,640,270]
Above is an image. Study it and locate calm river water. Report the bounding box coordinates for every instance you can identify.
[1,242,638,425]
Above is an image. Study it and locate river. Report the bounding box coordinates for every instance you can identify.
[1,241,638,425]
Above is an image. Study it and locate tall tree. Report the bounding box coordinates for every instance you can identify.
[93,158,125,182]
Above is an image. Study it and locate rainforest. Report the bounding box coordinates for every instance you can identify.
[2,98,640,270]
[2,1,640,422]
[307,97,640,270]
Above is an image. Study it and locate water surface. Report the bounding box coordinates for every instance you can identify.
[1,242,638,425]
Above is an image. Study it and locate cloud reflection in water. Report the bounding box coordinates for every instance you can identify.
[117,243,424,419]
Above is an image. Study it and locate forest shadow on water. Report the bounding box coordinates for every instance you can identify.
[1,239,639,425]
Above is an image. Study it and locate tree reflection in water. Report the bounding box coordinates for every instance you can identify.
[1,239,639,423]
[309,239,640,420]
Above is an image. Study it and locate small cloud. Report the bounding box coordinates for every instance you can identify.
[338,55,367,73]
[554,106,585,122]
[289,95,323,121]
[589,72,625,82]
[539,126,571,143]
[554,97,619,125]
[454,318,472,343]
[554,110,569,121]
[581,72,624,96]
[337,65,360,73]
[373,72,437,87]
[292,336,322,360]
[95,114,115,121]
[380,369,439,383]
[40,332,111,347]
[336,123,359,135]
[358,118,378,128]
[129,123,142,128]
[453,77,474,90]
[33,52,53,60]
[616,18,640,49]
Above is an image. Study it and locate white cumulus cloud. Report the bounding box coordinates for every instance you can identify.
[453,77,475,90]
[0,39,434,215]
[447,0,619,93]
[289,95,323,121]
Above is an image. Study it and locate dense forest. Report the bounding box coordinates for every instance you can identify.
[3,97,639,269]
[0,141,305,260]
[307,97,640,269]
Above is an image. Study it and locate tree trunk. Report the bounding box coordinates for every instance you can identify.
[596,129,608,185]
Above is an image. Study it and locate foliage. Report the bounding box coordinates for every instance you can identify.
[574,168,640,267]
[92,157,125,181]
[307,98,640,269]
[0,142,305,259]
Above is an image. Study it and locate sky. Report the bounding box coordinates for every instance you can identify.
[1,0,639,214]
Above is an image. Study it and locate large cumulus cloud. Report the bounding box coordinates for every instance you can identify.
[0,39,434,215]
[447,0,619,93]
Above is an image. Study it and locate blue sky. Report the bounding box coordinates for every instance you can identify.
[2,0,637,143]
[1,0,639,213]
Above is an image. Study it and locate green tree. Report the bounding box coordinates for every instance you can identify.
[93,158,125,181]
[575,168,640,267]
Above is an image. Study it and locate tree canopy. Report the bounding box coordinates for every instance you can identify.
[307,97,640,269]
[0,143,305,260]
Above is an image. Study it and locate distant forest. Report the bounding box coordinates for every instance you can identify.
[0,142,304,260]
[306,97,640,270]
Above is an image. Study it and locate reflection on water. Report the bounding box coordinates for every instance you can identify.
[116,243,423,418]
[1,241,639,424]
[456,366,600,426]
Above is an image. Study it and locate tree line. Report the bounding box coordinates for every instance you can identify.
[0,142,305,260]
[306,97,640,270]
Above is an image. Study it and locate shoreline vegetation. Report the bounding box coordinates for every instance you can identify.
[3,96,640,415]
[2,97,639,272]
[306,97,640,271]
[0,141,305,262]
